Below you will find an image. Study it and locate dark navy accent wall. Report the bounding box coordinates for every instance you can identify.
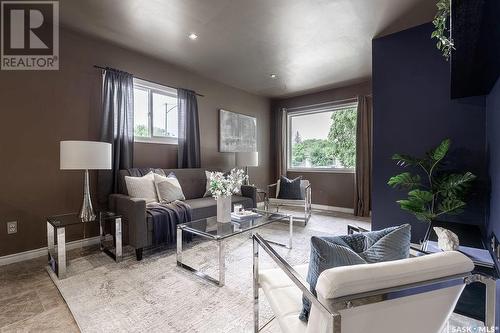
[372,23,487,242]
[486,77,500,241]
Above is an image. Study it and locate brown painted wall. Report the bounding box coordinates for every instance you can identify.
[0,28,271,257]
[272,81,372,209]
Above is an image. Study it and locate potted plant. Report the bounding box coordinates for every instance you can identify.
[387,138,476,242]
[209,168,247,223]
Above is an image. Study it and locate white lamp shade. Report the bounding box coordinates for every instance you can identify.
[236,151,258,167]
[60,141,112,170]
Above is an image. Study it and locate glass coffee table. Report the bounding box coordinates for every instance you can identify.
[176,209,293,287]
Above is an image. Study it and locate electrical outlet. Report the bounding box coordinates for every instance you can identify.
[7,221,17,234]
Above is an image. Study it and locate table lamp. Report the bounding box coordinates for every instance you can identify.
[60,141,112,222]
[235,151,258,185]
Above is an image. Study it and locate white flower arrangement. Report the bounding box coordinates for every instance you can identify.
[209,168,247,199]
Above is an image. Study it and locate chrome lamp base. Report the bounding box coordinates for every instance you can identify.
[79,169,96,222]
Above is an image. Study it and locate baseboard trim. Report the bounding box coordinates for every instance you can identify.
[0,236,100,266]
[311,204,354,214]
[257,201,354,214]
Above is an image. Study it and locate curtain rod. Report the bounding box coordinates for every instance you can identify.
[93,65,205,97]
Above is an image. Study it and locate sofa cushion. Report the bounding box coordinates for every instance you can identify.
[125,172,158,203]
[163,168,210,200]
[185,195,253,221]
[154,173,185,203]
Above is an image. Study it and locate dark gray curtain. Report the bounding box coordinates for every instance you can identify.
[275,107,287,179]
[354,95,372,217]
[177,88,201,168]
[98,68,134,208]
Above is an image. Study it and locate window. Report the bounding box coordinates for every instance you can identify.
[287,102,357,172]
[133,78,178,144]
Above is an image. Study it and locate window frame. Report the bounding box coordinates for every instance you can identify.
[286,101,357,174]
[133,78,178,145]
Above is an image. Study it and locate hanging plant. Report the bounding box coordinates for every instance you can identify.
[431,0,454,60]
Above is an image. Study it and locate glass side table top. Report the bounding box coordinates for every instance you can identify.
[47,211,121,228]
[178,209,289,240]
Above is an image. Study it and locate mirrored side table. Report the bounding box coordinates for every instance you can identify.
[46,211,122,279]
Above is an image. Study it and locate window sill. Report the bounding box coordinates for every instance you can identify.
[134,137,178,145]
[287,168,355,174]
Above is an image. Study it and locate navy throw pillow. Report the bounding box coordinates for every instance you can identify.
[299,236,366,321]
[277,176,303,199]
[299,224,411,322]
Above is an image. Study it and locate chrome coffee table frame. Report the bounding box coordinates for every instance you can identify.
[176,209,293,287]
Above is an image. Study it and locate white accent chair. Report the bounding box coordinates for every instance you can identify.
[267,179,312,225]
[252,234,480,333]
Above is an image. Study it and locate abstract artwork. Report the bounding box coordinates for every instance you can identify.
[219,109,257,152]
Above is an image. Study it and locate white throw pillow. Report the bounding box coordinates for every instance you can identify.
[204,170,213,197]
[125,172,158,203]
[154,173,185,203]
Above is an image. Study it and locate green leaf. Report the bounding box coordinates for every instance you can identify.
[408,189,433,203]
[391,154,422,167]
[388,172,421,190]
[437,197,466,216]
[437,172,476,197]
[414,211,436,222]
[430,138,451,162]
[397,199,425,213]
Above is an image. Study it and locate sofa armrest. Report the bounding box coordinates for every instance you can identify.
[109,194,148,249]
[241,185,257,208]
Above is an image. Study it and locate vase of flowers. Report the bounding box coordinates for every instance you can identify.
[209,169,247,223]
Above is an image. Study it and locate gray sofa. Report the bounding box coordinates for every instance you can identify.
[108,168,257,260]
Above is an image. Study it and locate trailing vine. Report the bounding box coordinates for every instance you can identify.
[431,0,454,60]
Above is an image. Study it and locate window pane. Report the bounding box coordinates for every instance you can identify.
[289,106,357,169]
[152,92,178,138]
[133,88,149,137]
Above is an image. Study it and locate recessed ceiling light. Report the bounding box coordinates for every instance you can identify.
[188,33,198,40]
[270,74,278,79]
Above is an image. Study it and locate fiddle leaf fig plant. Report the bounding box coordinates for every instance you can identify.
[431,0,454,60]
[388,139,476,223]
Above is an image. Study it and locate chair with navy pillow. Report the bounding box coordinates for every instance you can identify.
[267,176,312,225]
[252,225,480,333]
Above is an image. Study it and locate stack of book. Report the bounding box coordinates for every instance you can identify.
[231,210,260,221]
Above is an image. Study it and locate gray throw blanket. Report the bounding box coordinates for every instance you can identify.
[146,201,192,246]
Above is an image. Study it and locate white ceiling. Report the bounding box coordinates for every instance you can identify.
[60,0,436,97]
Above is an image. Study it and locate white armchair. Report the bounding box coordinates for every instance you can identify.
[267,179,312,225]
[252,233,483,333]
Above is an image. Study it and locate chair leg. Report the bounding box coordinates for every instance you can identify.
[135,248,143,261]
[253,237,259,333]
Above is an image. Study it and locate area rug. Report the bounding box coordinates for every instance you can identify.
[48,213,345,333]
[47,211,476,333]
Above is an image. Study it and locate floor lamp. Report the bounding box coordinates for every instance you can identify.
[60,141,112,222]
[236,152,258,185]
